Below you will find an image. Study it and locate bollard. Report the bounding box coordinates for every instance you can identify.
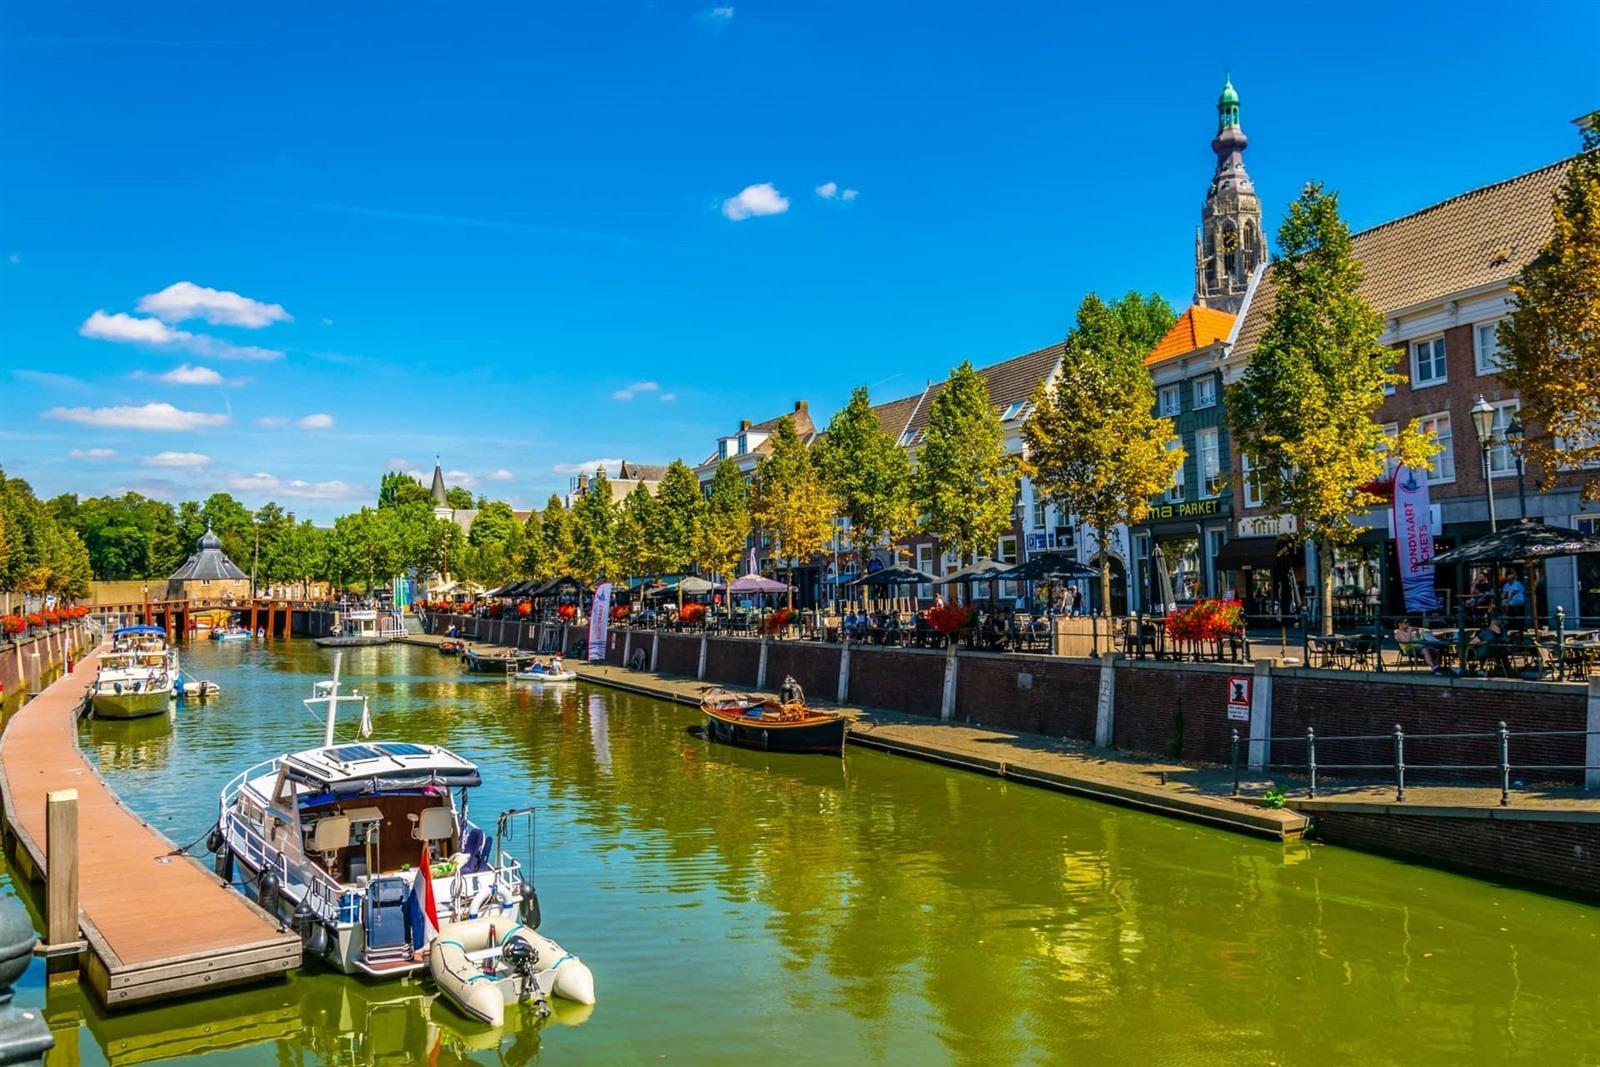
[1307,728,1318,798]
[1230,729,1240,796]
[1557,607,1567,683]
[1498,721,1511,807]
[1394,724,1406,802]
[0,896,54,1064]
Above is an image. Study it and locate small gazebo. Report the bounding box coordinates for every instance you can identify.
[165,526,250,600]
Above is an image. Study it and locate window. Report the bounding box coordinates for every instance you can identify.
[916,543,934,599]
[1242,453,1266,509]
[1159,385,1182,417]
[737,434,749,456]
[1411,336,1448,386]
[1488,401,1520,476]
[1165,440,1186,502]
[997,535,1017,565]
[1000,400,1025,421]
[1032,492,1046,529]
[1418,412,1454,482]
[1196,427,1221,496]
[1193,376,1217,409]
[1475,321,1504,375]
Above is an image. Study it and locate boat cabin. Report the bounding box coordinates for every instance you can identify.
[242,742,487,885]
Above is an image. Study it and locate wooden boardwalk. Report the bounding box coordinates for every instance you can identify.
[0,644,300,1009]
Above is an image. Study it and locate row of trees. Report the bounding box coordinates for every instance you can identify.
[1,470,93,598]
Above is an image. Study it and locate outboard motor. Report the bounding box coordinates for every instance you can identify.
[780,675,804,706]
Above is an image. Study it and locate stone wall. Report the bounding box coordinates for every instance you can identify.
[1,624,94,716]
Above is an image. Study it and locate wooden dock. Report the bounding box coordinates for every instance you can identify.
[0,645,300,1009]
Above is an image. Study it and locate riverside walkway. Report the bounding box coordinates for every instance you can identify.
[0,644,299,1009]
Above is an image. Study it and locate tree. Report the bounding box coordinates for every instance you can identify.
[539,494,575,578]
[654,461,705,579]
[267,520,328,597]
[0,471,91,598]
[1108,290,1179,355]
[515,510,549,580]
[615,483,662,583]
[1227,183,1435,634]
[569,471,617,583]
[379,470,431,508]
[1499,117,1600,498]
[330,508,401,592]
[817,386,916,562]
[252,502,293,589]
[751,417,835,608]
[444,486,474,510]
[914,361,1019,568]
[1024,293,1185,615]
[695,459,750,589]
[201,493,255,566]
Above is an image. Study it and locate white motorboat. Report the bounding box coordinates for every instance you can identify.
[429,916,595,1026]
[214,655,580,986]
[512,663,576,682]
[90,626,178,720]
[315,608,405,648]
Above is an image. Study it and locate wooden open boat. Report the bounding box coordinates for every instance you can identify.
[700,679,847,755]
[438,639,465,655]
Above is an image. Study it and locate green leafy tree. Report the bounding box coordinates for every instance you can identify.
[379,470,432,508]
[515,510,549,580]
[330,507,402,592]
[751,417,835,607]
[444,486,474,510]
[1024,293,1184,615]
[1499,116,1600,498]
[252,502,294,589]
[201,492,255,565]
[175,501,206,557]
[1108,290,1179,355]
[914,361,1019,567]
[570,470,617,583]
[1227,183,1435,634]
[653,461,705,580]
[0,471,91,597]
[539,494,575,578]
[267,520,329,597]
[615,483,663,583]
[694,459,750,588]
[817,386,916,563]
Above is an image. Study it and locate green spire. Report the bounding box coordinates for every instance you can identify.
[1217,73,1240,131]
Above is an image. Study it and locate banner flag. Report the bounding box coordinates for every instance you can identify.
[588,581,612,662]
[1392,465,1439,612]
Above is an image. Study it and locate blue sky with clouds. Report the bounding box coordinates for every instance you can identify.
[3,0,1595,521]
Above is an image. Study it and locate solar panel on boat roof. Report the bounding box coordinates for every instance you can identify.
[328,744,382,761]
[378,742,429,757]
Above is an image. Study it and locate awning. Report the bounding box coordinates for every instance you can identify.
[1212,537,1293,571]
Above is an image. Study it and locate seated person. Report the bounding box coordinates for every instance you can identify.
[550,654,564,673]
[1468,617,1509,675]
[1394,619,1441,673]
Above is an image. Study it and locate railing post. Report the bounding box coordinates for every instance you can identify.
[1394,724,1406,803]
[1230,729,1240,796]
[1556,606,1567,683]
[1498,720,1511,807]
[1456,604,1468,679]
[1307,727,1317,798]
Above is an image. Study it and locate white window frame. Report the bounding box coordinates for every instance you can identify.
[1242,453,1266,510]
[1411,335,1448,388]
[1417,411,1454,484]
[1158,385,1182,417]
[915,543,934,599]
[1031,492,1046,530]
[1474,320,1505,376]
[1488,400,1520,477]
[1165,440,1186,503]
[1195,427,1221,497]
[1193,376,1217,410]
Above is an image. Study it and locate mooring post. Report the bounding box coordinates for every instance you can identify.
[650,629,660,672]
[622,627,633,668]
[756,635,769,690]
[1094,653,1117,748]
[1247,658,1273,771]
[697,632,709,681]
[837,638,852,704]
[44,790,79,974]
[940,645,958,722]
[25,651,41,696]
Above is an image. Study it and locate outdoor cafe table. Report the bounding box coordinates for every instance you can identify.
[1307,633,1376,670]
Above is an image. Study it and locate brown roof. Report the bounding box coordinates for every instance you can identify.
[615,461,669,482]
[1145,306,1235,365]
[696,402,817,467]
[890,343,1064,438]
[1235,157,1572,355]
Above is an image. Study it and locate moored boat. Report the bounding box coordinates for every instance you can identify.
[700,678,847,754]
[214,656,583,985]
[90,626,178,720]
[463,648,534,674]
[513,657,574,682]
[438,639,466,655]
[314,608,405,648]
[429,916,595,1026]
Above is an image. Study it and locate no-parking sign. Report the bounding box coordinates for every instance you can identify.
[1226,676,1251,721]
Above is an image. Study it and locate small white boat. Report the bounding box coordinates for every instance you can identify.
[513,668,576,682]
[210,624,253,642]
[178,678,222,699]
[91,626,178,720]
[429,916,595,1026]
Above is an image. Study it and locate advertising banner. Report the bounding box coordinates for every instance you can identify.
[1391,465,1439,612]
[587,581,612,662]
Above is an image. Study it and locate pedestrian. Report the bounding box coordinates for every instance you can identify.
[1070,587,1083,616]
[1502,572,1526,612]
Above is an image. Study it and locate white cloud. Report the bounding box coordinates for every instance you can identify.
[695,5,734,23]
[321,317,333,326]
[553,458,624,475]
[659,392,678,402]
[721,183,788,221]
[226,472,362,500]
[816,181,858,201]
[13,369,85,390]
[68,448,117,460]
[143,451,211,468]
[385,457,418,471]
[136,281,291,328]
[487,469,515,482]
[611,380,660,400]
[80,310,285,361]
[8,254,20,265]
[841,188,859,201]
[445,469,478,489]
[297,413,335,429]
[43,402,229,431]
[157,364,223,385]
[256,416,287,427]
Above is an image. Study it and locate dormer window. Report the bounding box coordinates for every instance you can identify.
[737,435,748,456]
[1000,401,1025,421]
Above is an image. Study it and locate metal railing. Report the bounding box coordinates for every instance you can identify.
[1230,724,1599,806]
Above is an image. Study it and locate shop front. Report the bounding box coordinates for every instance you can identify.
[1214,513,1303,621]
[1133,497,1231,611]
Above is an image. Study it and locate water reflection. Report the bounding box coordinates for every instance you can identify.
[0,640,1587,1066]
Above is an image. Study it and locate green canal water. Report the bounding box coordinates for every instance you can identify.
[5,641,1599,1065]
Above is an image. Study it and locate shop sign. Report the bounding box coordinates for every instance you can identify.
[1146,498,1222,521]
[1226,675,1251,721]
[1026,532,1072,552]
[1236,514,1297,539]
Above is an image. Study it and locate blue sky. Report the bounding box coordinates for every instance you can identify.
[3,0,1595,521]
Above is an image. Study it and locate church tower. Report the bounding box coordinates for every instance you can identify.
[1194,75,1266,314]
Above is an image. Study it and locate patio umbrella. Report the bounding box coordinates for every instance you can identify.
[849,564,937,587]
[1430,520,1600,626]
[993,552,1095,581]
[934,558,1009,607]
[726,573,791,594]
[1152,549,1177,615]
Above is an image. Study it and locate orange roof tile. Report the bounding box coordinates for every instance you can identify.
[1144,306,1236,366]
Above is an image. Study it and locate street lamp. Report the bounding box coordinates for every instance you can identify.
[1505,416,1528,520]
[1470,394,1499,534]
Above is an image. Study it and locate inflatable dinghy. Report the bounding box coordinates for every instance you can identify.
[429,916,595,1027]
[513,669,576,682]
[178,679,221,699]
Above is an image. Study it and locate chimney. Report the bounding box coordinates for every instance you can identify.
[794,400,808,412]
[739,419,752,431]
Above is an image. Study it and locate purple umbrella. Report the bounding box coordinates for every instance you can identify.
[727,573,791,594]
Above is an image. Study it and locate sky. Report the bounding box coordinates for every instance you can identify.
[3,0,1596,522]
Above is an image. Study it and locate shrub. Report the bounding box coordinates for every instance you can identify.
[1,615,23,636]
[763,607,793,634]
[1165,599,1246,643]
[927,603,976,636]
[679,603,707,625]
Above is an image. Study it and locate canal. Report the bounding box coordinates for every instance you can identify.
[6,640,1599,1065]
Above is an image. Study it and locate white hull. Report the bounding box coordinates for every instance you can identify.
[513,670,576,682]
[430,917,594,1027]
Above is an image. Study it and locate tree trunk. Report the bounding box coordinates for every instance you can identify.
[1317,539,1334,637]
[1097,521,1112,618]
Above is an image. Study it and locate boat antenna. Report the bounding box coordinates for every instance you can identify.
[304,651,365,747]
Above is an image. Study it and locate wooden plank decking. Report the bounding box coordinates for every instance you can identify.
[0,644,300,1008]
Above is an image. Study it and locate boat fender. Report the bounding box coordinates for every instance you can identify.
[114,682,123,694]
[206,824,223,854]
[470,883,495,916]
[214,847,234,881]
[521,888,541,930]
[258,870,280,910]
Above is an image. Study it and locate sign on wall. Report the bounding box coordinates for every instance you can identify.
[1146,498,1223,521]
[1226,675,1251,721]
[1236,514,1298,538]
